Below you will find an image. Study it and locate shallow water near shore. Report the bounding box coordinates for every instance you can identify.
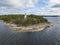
[0,17,60,45]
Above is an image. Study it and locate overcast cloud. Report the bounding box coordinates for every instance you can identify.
[0,0,60,15]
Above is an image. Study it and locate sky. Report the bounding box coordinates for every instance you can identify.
[0,0,60,15]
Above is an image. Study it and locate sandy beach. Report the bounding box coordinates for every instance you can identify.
[4,23,55,32]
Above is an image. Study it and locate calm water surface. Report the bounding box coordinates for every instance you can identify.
[0,17,60,45]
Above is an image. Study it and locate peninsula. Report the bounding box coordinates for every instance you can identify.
[0,14,54,32]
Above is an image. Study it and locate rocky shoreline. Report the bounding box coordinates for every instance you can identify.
[4,23,55,32]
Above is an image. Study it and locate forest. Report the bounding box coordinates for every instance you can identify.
[0,14,48,26]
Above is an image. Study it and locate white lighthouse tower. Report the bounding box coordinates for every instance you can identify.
[24,13,27,19]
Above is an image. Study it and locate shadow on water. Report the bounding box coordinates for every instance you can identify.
[0,17,60,45]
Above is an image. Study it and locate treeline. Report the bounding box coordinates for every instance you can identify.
[0,14,48,26]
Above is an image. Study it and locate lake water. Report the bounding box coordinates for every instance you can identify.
[0,17,60,45]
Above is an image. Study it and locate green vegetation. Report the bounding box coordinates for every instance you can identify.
[0,14,48,26]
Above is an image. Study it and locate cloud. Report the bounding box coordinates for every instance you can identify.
[48,0,60,15]
[35,0,60,15]
[0,0,60,15]
[51,4,60,8]
[48,0,60,6]
[31,0,60,15]
[0,0,40,15]
[33,8,60,15]
[0,0,39,9]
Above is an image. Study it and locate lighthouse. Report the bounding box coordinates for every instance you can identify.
[24,13,27,19]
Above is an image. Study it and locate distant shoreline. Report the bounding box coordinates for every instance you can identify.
[4,22,55,32]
